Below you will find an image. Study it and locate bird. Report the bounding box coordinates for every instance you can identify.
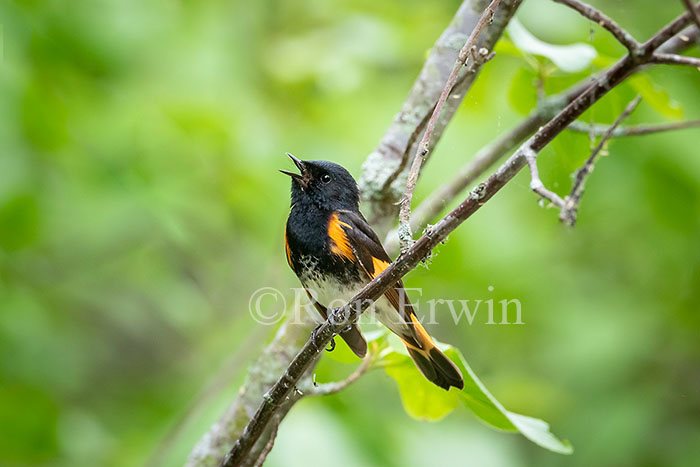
[281,153,464,391]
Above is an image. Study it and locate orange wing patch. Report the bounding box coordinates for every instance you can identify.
[284,229,293,267]
[328,213,355,261]
[371,257,390,278]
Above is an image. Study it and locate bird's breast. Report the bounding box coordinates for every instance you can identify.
[297,254,365,308]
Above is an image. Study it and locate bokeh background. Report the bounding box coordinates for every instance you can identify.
[1,0,699,465]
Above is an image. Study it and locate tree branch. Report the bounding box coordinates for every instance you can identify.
[682,0,700,34]
[358,0,523,237]
[302,353,374,397]
[250,416,279,467]
[384,110,551,253]
[384,24,699,254]
[650,51,700,67]
[566,118,700,137]
[553,0,640,52]
[186,315,316,467]
[657,25,699,53]
[559,95,641,226]
[397,0,502,254]
[641,6,696,53]
[525,148,566,208]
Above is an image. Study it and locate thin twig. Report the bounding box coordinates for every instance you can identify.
[525,149,566,208]
[379,103,435,195]
[384,110,551,253]
[650,52,700,67]
[384,24,700,254]
[682,0,700,34]
[304,354,373,397]
[559,95,642,226]
[397,0,502,254]
[379,68,492,195]
[251,417,280,467]
[641,6,696,53]
[359,0,523,234]
[567,119,700,137]
[553,0,640,52]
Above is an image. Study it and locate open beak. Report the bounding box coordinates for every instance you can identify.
[279,152,309,187]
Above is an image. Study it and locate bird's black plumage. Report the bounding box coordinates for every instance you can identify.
[281,154,463,390]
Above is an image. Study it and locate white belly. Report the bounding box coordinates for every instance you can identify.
[297,255,408,335]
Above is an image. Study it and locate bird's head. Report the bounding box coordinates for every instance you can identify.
[280,153,360,211]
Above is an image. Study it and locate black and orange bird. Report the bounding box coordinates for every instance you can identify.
[281,153,464,391]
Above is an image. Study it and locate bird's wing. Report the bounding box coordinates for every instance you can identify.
[334,210,422,347]
[334,210,464,390]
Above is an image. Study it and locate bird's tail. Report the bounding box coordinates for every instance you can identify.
[340,324,367,358]
[403,317,464,391]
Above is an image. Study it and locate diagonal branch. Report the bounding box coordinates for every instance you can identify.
[384,110,551,253]
[379,53,495,197]
[384,23,700,254]
[397,0,502,254]
[659,25,700,52]
[553,0,641,52]
[359,0,523,237]
[641,6,696,53]
[682,0,700,33]
[250,416,279,467]
[378,106,434,195]
[559,95,642,226]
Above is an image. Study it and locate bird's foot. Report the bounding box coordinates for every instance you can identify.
[311,324,336,352]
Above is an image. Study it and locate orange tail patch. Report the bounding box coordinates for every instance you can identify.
[371,257,390,277]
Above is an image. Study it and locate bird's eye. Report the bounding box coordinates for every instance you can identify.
[321,174,332,184]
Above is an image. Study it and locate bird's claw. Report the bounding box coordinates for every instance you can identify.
[311,324,336,352]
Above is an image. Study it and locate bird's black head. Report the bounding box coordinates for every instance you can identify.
[280,153,360,211]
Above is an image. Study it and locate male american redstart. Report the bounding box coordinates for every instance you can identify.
[281,153,464,391]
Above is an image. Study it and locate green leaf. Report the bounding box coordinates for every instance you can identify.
[385,358,459,421]
[508,412,575,455]
[446,346,573,454]
[324,337,362,364]
[628,75,683,120]
[381,342,573,454]
[325,328,390,364]
[508,67,538,115]
[508,18,596,73]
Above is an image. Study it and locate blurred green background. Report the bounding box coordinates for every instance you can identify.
[1,0,699,465]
